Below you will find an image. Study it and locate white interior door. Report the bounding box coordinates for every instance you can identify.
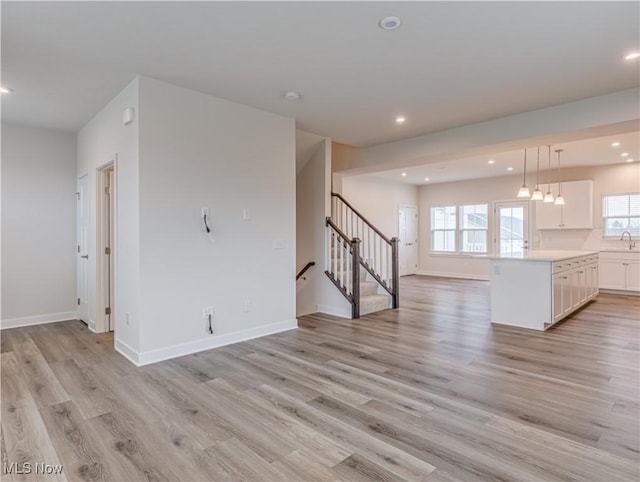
[494,201,529,256]
[399,205,418,275]
[77,175,89,323]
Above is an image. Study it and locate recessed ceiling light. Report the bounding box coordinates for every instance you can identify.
[379,16,402,30]
[424,177,430,181]
[621,152,630,157]
[611,142,621,147]
[507,167,514,171]
[488,159,495,164]
[284,91,301,101]
[0,86,13,94]
[626,158,634,163]
[395,116,406,124]
[624,52,640,61]
[401,172,407,177]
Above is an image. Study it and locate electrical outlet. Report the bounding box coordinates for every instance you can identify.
[201,207,210,218]
[243,300,252,313]
[202,306,214,319]
[242,208,251,221]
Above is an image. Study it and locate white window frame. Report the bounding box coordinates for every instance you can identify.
[602,193,640,238]
[430,205,457,253]
[459,204,489,254]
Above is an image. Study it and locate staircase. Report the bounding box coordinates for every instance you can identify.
[325,193,399,318]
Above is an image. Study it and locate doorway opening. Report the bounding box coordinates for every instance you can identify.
[97,163,116,332]
[398,205,418,276]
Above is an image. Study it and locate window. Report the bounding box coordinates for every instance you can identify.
[460,204,488,253]
[431,206,456,252]
[602,194,640,237]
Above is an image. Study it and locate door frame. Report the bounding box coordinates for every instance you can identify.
[96,160,116,333]
[77,174,90,324]
[492,199,531,256]
[398,204,419,276]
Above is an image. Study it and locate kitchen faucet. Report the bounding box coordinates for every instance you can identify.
[620,231,636,250]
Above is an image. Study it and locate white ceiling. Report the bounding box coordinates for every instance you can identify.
[1,1,639,148]
[370,131,640,185]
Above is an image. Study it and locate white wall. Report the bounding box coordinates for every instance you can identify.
[1,123,77,327]
[137,77,296,360]
[339,174,419,238]
[77,78,140,351]
[297,140,327,316]
[296,139,351,318]
[418,163,640,279]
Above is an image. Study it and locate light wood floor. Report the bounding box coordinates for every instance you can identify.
[1,276,639,481]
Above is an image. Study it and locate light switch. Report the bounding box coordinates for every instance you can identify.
[243,208,251,221]
[273,238,285,250]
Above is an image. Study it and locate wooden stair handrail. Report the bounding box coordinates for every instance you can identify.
[331,192,392,245]
[296,261,315,281]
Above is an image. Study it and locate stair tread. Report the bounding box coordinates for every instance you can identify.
[360,281,378,286]
[360,293,391,300]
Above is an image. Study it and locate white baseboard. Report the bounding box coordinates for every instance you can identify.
[0,311,78,330]
[599,288,640,297]
[415,270,490,281]
[135,319,298,366]
[317,304,351,318]
[115,338,141,366]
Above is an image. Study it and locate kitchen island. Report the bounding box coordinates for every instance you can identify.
[489,250,599,331]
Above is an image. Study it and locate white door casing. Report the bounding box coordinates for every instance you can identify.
[399,205,418,276]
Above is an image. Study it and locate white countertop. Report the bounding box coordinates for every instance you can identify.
[489,250,599,262]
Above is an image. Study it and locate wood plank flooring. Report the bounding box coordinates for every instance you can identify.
[1,275,639,481]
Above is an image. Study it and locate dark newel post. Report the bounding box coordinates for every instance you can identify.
[391,237,400,309]
[351,237,361,319]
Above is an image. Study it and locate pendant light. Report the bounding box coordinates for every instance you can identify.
[554,149,565,205]
[517,148,531,198]
[531,146,544,201]
[543,145,555,203]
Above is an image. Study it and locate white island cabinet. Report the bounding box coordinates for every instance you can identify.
[490,250,599,331]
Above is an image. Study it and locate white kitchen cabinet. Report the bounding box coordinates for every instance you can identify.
[552,274,564,321]
[535,180,593,229]
[599,251,640,292]
[586,263,599,298]
[552,272,574,322]
[599,259,627,290]
[627,260,640,291]
[490,250,599,330]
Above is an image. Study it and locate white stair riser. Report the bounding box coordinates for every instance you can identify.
[360,281,378,296]
[360,294,392,315]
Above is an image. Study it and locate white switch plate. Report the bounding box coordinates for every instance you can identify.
[242,208,251,221]
[273,238,285,250]
[243,301,252,313]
